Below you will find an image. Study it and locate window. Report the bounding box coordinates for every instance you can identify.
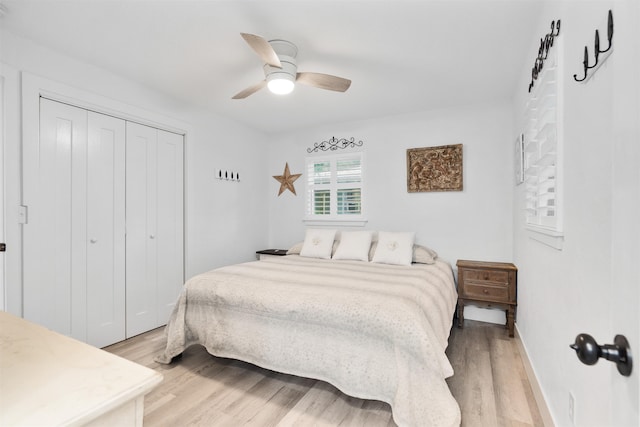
[305,153,365,223]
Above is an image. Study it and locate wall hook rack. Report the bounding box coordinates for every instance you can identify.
[573,10,613,83]
[570,333,632,377]
[216,169,240,182]
[528,19,561,93]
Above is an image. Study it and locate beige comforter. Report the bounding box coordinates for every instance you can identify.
[156,255,461,427]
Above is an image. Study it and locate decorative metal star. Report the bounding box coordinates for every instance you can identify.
[273,162,302,196]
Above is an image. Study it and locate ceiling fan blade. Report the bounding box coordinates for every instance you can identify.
[296,72,352,92]
[232,80,267,99]
[240,33,282,68]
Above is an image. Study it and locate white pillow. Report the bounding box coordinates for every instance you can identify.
[299,229,337,259]
[371,231,415,266]
[286,242,303,255]
[332,231,373,261]
[413,244,438,264]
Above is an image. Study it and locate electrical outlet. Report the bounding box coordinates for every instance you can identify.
[568,391,576,425]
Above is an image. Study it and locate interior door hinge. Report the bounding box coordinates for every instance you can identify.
[0,243,5,252]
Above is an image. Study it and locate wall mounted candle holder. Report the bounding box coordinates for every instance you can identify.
[573,10,613,83]
[216,169,240,182]
[528,19,561,93]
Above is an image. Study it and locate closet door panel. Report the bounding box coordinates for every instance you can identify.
[24,99,87,340]
[126,122,158,337]
[156,130,184,321]
[86,112,126,347]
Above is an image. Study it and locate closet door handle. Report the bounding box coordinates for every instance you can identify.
[149,235,155,239]
[90,238,97,244]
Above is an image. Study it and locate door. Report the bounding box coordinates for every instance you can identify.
[23,99,126,346]
[610,1,640,424]
[24,99,87,339]
[126,122,184,337]
[155,129,185,322]
[0,76,5,311]
[86,111,126,348]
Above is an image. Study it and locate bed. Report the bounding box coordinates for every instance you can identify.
[156,231,461,427]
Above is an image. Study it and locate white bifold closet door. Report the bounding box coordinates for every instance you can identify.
[24,99,126,347]
[24,99,184,348]
[125,122,184,337]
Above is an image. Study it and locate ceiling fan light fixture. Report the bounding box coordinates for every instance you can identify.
[233,33,351,99]
[267,74,295,95]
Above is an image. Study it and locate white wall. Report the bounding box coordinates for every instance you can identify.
[266,103,515,324]
[0,31,269,315]
[513,1,639,426]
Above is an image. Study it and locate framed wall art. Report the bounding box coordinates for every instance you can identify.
[407,144,463,193]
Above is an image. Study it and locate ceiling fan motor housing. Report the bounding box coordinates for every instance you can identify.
[268,39,298,58]
[264,56,297,81]
[263,39,298,85]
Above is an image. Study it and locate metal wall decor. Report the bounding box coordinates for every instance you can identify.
[573,10,613,83]
[528,19,561,93]
[407,144,463,193]
[216,169,240,182]
[307,136,364,153]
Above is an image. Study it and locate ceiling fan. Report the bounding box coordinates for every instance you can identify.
[232,33,352,99]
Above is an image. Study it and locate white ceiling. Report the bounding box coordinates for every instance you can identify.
[0,0,543,134]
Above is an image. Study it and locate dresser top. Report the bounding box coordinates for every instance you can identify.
[456,259,517,271]
[0,312,162,426]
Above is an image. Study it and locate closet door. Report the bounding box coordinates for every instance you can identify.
[155,130,184,322]
[126,122,184,337]
[24,99,87,340]
[86,112,126,347]
[24,99,126,346]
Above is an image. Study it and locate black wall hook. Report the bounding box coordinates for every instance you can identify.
[598,9,614,54]
[573,10,614,83]
[550,19,561,38]
[570,333,632,377]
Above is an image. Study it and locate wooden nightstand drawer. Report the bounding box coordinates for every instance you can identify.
[460,268,509,285]
[464,282,509,301]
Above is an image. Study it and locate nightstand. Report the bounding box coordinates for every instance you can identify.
[456,260,518,337]
[256,249,288,260]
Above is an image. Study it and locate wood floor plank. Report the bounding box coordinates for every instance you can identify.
[490,338,535,425]
[105,320,545,427]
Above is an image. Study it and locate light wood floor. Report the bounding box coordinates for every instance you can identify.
[105,320,544,426]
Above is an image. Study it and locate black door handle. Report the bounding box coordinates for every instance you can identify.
[570,334,632,376]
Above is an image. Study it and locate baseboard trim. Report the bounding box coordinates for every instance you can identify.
[515,324,556,427]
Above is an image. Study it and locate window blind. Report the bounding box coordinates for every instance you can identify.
[524,39,562,232]
[306,153,363,220]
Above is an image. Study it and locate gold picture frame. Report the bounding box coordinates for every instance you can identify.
[407,144,463,192]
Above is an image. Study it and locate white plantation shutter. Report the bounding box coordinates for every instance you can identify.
[306,153,364,220]
[524,37,562,234]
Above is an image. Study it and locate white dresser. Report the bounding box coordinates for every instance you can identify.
[0,311,162,426]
